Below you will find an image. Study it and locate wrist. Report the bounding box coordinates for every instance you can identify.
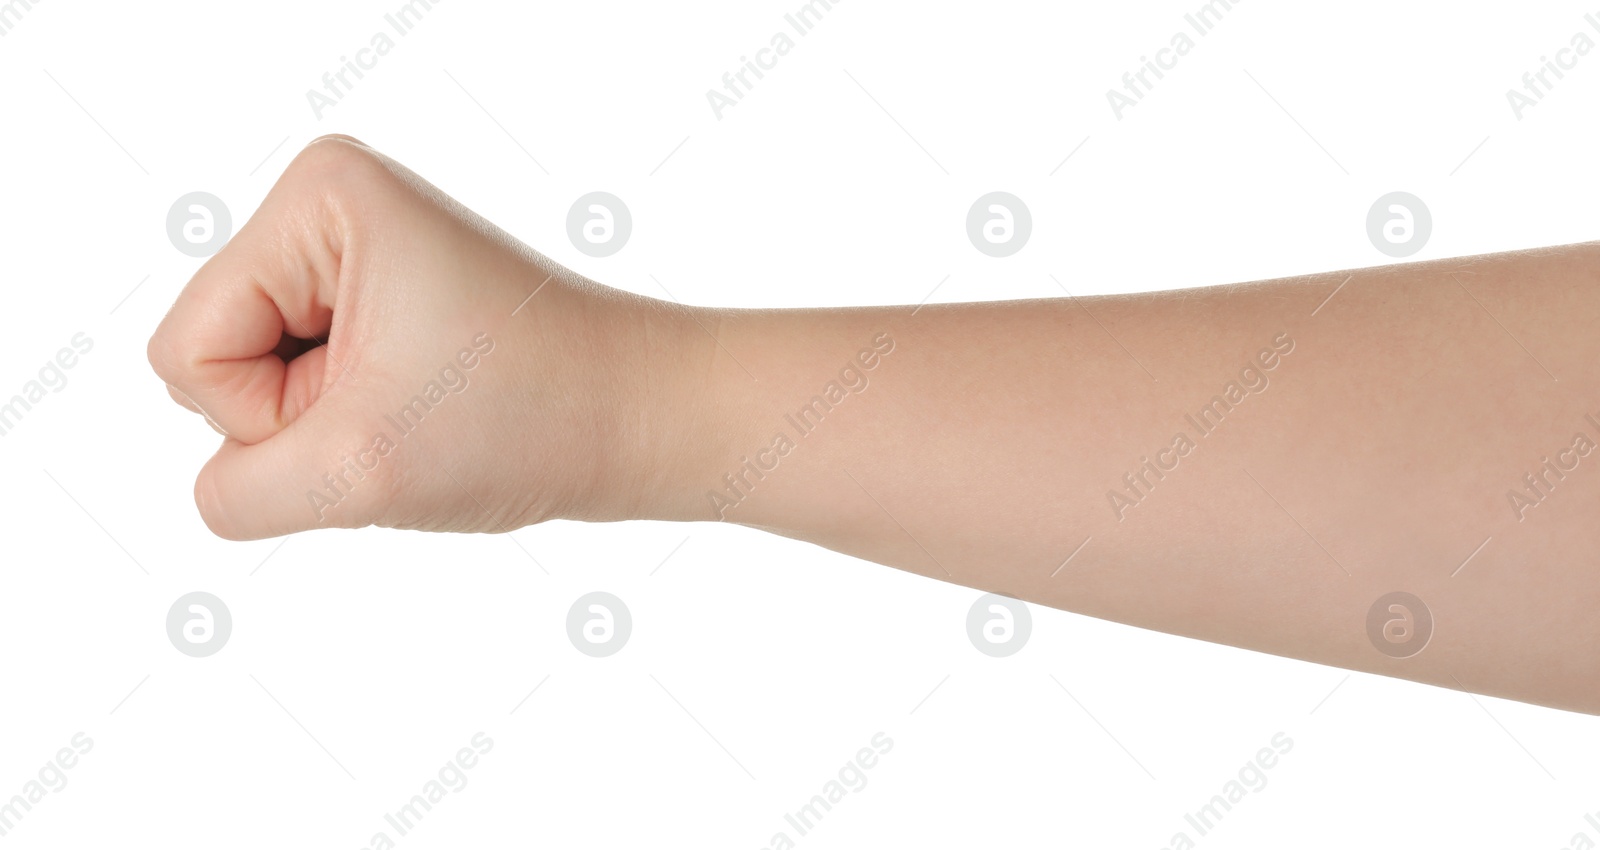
[587,295,736,523]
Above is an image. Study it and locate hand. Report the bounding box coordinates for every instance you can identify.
[148,136,706,539]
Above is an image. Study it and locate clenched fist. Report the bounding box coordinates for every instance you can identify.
[148,136,710,539]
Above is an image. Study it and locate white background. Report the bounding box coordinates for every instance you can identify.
[2,0,1598,847]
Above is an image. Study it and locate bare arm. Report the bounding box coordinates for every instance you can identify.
[150,137,1600,714]
[641,245,1600,715]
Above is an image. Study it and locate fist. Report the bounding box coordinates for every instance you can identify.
[148,136,695,539]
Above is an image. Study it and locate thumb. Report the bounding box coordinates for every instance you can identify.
[194,403,395,540]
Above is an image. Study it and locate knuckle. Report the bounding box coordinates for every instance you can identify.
[288,135,391,197]
[277,135,396,250]
[307,133,368,148]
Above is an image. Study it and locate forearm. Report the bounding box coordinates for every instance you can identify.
[639,242,1600,714]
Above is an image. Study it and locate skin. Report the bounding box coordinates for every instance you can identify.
[149,136,1600,715]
